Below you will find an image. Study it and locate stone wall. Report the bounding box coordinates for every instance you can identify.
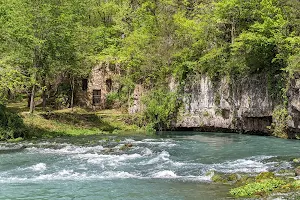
[76,63,120,109]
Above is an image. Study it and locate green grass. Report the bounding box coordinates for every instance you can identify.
[7,102,150,139]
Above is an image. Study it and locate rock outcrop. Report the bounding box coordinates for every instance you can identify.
[128,73,300,138]
[176,73,299,137]
[128,84,144,114]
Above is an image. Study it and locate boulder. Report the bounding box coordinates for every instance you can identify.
[295,166,300,176]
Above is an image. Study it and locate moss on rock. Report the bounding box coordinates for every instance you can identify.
[230,171,300,198]
[230,178,286,197]
[256,172,275,180]
[295,166,300,176]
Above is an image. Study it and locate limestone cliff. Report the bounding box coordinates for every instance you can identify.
[176,73,300,138]
[129,73,300,138]
[287,73,300,134]
[176,74,273,133]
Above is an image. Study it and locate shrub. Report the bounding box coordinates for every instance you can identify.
[142,89,178,130]
[269,106,291,138]
[105,92,119,108]
[0,104,27,140]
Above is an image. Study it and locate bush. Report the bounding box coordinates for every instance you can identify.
[270,106,291,139]
[0,105,27,140]
[105,92,119,108]
[142,89,178,130]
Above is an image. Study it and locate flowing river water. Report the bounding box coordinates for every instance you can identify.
[0,132,299,200]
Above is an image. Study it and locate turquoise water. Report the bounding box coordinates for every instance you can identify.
[0,132,299,199]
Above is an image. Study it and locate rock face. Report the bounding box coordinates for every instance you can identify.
[128,73,300,137]
[129,84,144,114]
[177,74,274,133]
[287,73,300,134]
[174,73,300,138]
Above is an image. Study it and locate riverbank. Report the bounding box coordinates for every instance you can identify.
[5,101,300,142]
[6,102,150,141]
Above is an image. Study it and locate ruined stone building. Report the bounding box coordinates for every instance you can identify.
[76,63,120,109]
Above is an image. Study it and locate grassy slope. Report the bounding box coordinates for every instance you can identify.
[7,102,146,139]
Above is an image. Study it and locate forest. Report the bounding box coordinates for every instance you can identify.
[1,0,300,139]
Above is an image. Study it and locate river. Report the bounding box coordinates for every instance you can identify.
[0,132,299,199]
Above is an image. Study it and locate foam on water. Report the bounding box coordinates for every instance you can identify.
[212,159,268,173]
[100,171,139,179]
[26,144,104,155]
[141,147,153,156]
[145,150,170,165]
[0,170,141,183]
[34,169,84,180]
[152,170,177,178]
[29,163,47,171]
[128,139,176,148]
[86,153,142,162]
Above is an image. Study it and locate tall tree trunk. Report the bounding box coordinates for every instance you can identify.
[128,89,131,111]
[42,79,46,111]
[31,45,39,114]
[29,85,36,114]
[231,18,235,44]
[7,89,12,100]
[27,93,31,108]
[70,76,75,112]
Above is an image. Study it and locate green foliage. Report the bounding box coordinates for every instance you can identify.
[105,92,119,108]
[143,89,178,130]
[211,172,241,184]
[256,172,275,180]
[230,178,285,197]
[269,106,291,138]
[212,174,225,183]
[0,105,26,140]
[230,171,300,198]
[290,180,300,189]
[1,0,300,129]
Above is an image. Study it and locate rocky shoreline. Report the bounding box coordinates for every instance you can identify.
[209,158,300,199]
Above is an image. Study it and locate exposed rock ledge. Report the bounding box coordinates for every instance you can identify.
[129,73,300,138]
[176,73,299,138]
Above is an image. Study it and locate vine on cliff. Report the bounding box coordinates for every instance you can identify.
[269,105,291,139]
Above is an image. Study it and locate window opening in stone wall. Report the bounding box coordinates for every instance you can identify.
[108,63,115,71]
[106,79,112,92]
[82,79,88,91]
[93,90,101,105]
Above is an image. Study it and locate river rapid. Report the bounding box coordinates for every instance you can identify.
[0,132,299,200]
